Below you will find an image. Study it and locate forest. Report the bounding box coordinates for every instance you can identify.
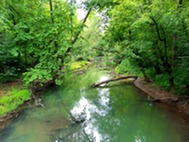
[0,0,189,142]
[0,0,189,116]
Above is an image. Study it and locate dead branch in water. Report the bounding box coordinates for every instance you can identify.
[91,76,138,87]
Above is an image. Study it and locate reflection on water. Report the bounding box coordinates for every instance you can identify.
[97,88,110,116]
[70,76,111,142]
[1,73,189,142]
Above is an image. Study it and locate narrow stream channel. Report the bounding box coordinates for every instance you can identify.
[0,69,189,142]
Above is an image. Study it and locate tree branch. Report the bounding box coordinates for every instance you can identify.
[65,8,92,54]
[150,17,164,41]
[49,0,54,23]
[150,17,168,63]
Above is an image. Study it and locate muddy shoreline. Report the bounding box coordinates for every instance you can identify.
[0,96,35,129]
[134,78,189,121]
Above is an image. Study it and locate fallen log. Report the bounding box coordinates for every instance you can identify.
[91,76,138,87]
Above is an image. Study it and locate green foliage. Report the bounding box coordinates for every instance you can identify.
[0,0,108,86]
[0,0,85,84]
[104,0,189,94]
[84,0,114,10]
[154,74,170,90]
[0,89,31,116]
[67,61,89,70]
[0,55,24,82]
[61,67,105,89]
[73,11,104,60]
[115,59,140,75]
[174,59,189,94]
[1,0,189,95]
[55,61,90,85]
[23,68,52,85]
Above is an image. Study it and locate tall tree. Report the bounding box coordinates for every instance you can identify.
[104,0,189,93]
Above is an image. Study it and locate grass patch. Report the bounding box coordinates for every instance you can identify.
[0,88,31,116]
[68,61,89,70]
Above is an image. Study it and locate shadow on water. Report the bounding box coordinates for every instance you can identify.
[1,69,189,142]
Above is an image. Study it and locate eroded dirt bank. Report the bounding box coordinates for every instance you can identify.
[134,78,189,120]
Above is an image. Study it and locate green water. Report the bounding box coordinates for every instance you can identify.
[0,70,189,142]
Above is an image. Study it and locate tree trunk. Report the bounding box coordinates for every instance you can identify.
[140,68,152,83]
[154,63,162,74]
[91,76,138,87]
[49,0,54,23]
[178,0,183,6]
[169,77,175,91]
[24,46,28,67]
[65,8,92,54]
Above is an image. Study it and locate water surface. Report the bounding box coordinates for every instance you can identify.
[0,70,189,142]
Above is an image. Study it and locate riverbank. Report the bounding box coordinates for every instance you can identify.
[0,81,32,128]
[134,78,189,120]
[1,74,189,129]
[0,61,89,128]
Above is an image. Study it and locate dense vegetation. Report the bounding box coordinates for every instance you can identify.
[1,0,189,97]
[0,88,30,116]
[104,0,189,94]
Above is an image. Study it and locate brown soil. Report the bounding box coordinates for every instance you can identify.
[134,78,189,119]
[0,80,23,97]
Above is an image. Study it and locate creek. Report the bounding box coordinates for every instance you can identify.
[0,69,189,142]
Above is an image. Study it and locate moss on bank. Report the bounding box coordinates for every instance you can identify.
[67,61,89,70]
[0,87,31,117]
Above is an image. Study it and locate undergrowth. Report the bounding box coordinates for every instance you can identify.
[0,89,31,116]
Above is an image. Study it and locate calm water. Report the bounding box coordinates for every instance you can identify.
[0,70,189,142]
